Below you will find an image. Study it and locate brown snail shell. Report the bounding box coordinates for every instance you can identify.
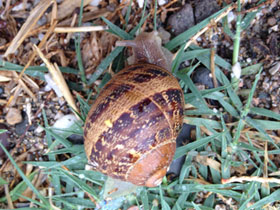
[84,32,184,187]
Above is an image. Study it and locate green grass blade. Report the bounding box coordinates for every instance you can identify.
[0,172,36,202]
[42,109,62,207]
[130,0,148,35]
[176,72,210,111]
[59,169,100,202]
[250,107,280,120]
[124,0,132,28]
[102,17,133,40]
[248,189,280,209]
[241,63,262,76]
[174,133,222,159]
[88,46,124,85]
[0,143,50,207]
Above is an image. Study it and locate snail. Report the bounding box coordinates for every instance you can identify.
[84,32,184,187]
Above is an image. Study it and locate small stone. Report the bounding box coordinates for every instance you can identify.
[167,4,195,35]
[269,62,280,75]
[192,67,216,89]
[158,0,167,6]
[194,0,220,23]
[258,92,268,99]
[267,17,276,26]
[6,108,22,125]
[15,112,29,136]
[67,134,84,144]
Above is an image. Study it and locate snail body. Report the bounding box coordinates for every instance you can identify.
[84,32,184,187]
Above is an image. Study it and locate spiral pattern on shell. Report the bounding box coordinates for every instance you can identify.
[84,63,184,187]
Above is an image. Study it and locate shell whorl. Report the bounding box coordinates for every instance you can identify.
[84,63,184,186]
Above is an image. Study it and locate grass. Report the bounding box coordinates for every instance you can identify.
[1,0,280,209]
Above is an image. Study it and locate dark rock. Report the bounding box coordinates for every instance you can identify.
[194,0,220,23]
[192,67,216,89]
[167,4,195,36]
[0,124,10,157]
[67,134,84,144]
[168,123,195,176]
[15,112,29,136]
[258,92,268,99]
[268,33,278,56]
[250,38,270,57]
[267,17,276,26]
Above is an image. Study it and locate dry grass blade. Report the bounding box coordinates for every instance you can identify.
[262,141,269,189]
[18,20,58,79]
[7,84,22,107]
[12,71,36,102]
[22,74,40,90]
[0,74,11,82]
[33,45,79,117]
[211,48,218,88]
[48,188,62,210]
[222,176,280,184]
[195,155,221,172]
[4,0,56,57]
[64,13,77,44]
[2,0,11,18]
[54,26,108,33]
[4,184,14,209]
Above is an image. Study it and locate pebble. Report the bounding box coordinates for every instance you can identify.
[267,17,276,26]
[6,108,22,125]
[168,124,194,176]
[258,92,269,99]
[269,62,280,75]
[194,0,220,23]
[192,67,216,89]
[15,112,29,136]
[67,134,84,144]
[167,4,195,35]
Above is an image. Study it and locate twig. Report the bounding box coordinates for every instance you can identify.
[156,0,179,15]
[54,26,108,33]
[263,141,269,189]
[4,184,14,209]
[210,48,218,88]
[64,13,78,44]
